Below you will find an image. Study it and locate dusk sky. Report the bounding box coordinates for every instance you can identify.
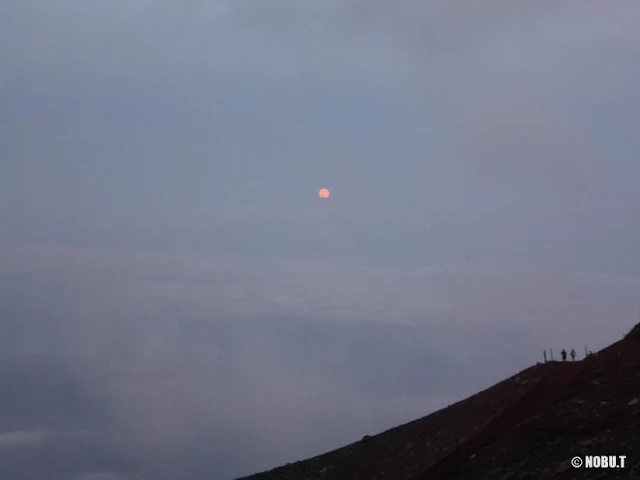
[2,2,640,479]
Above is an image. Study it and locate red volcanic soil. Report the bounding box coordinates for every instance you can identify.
[238,324,640,480]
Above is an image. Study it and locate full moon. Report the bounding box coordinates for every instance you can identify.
[318,188,330,199]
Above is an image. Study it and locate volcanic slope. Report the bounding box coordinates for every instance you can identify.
[237,324,640,480]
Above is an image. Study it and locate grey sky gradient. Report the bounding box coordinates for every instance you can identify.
[2,1,640,479]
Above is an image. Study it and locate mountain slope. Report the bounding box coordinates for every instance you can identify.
[238,324,640,479]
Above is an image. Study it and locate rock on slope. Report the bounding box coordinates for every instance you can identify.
[237,324,640,480]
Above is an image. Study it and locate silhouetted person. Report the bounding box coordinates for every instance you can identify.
[570,349,576,361]
[561,349,567,361]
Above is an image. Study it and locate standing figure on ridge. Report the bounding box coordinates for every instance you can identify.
[570,349,576,361]
[561,349,567,361]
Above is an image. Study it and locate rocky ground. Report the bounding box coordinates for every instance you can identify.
[238,324,640,480]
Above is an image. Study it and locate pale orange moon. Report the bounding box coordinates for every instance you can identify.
[318,188,330,199]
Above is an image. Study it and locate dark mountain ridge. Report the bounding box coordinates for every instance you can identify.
[238,323,640,479]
